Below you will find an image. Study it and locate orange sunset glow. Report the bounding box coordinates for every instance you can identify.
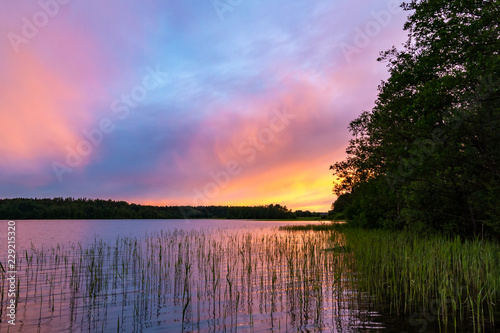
[1,0,408,211]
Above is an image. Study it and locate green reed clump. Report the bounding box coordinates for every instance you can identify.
[341,228,500,331]
[279,222,342,231]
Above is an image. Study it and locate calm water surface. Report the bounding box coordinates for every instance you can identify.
[4,219,309,250]
[0,220,464,332]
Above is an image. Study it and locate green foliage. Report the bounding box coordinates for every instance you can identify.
[341,227,500,331]
[331,0,500,236]
[332,177,400,229]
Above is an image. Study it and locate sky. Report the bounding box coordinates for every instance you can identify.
[0,0,410,212]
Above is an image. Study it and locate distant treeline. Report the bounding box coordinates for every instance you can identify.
[0,198,326,220]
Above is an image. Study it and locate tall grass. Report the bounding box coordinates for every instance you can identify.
[6,221,493,331]
[340,227,500,331]
[0,226,365,332]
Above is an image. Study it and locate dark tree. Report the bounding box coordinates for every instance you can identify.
[331,0,500,236]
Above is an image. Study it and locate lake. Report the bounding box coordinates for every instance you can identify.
[0,220,455,332]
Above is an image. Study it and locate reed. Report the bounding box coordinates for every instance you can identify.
[339,227,500,331]
[1,226,362,332]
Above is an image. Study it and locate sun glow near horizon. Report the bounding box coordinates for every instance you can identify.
[0,1,407,211]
